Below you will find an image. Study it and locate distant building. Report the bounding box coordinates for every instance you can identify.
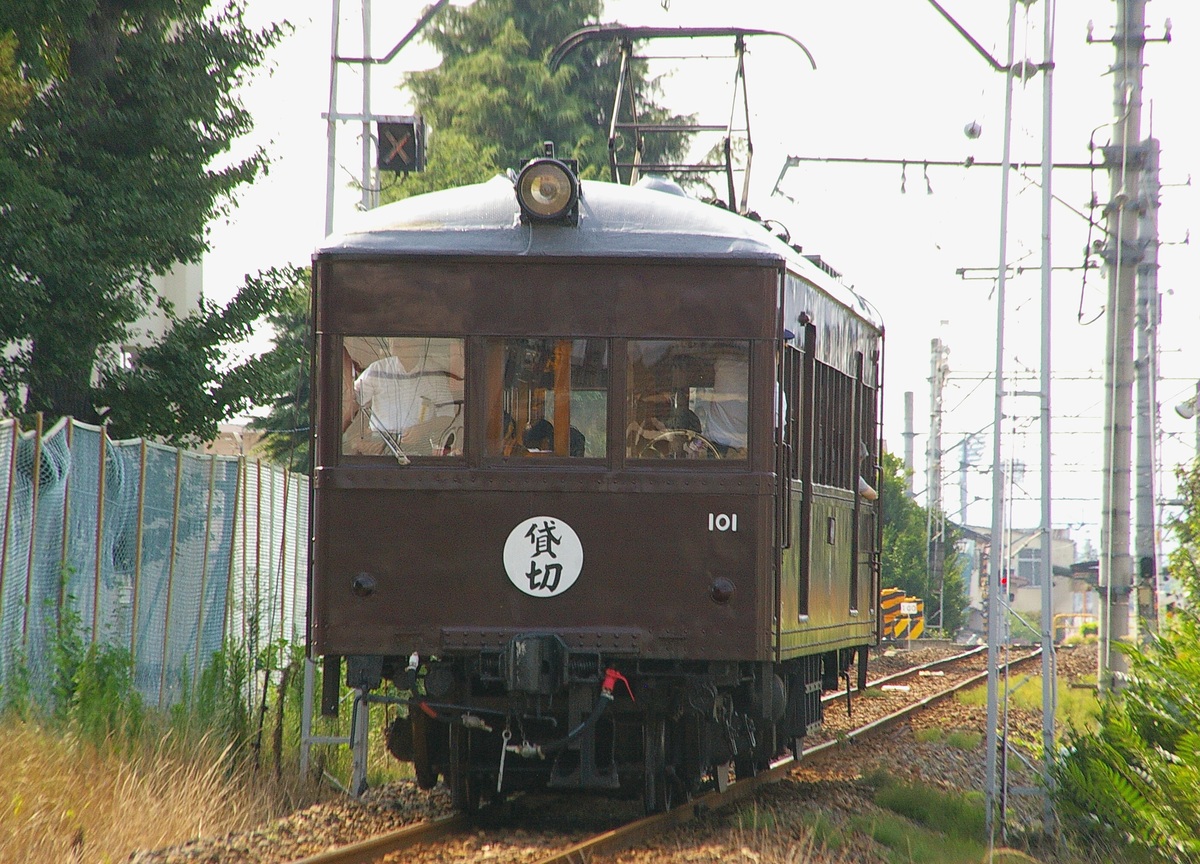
[120,261,204,368]
[957,525,1098,641]
[204,423,266,458]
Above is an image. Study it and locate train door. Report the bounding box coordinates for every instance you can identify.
[776,320,814,654]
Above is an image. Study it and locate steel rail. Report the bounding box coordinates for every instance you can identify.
[533,646,1042,864]
[286,813,468,864]
[807,647,1042,758]
[821,644,988,707]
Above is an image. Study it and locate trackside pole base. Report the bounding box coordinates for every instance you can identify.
[300,659,314,775]
[350,689,371,796]
[299,658,354,786]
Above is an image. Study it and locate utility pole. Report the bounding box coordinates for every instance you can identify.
[1036,0,1056,832]
[928,340,948,628]
[1134,137,1160,641]
[307,0,449,789]
[904,391,916,499]
[985,0,1018,837]
[1097,0,1146,691]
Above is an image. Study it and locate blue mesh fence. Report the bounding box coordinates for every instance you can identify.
[0,417,308,709]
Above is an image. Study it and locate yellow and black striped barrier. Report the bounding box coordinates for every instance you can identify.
[881,588,925,641]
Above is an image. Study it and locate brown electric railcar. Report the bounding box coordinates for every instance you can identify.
[309,155,884,813]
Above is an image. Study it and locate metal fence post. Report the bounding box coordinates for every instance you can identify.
[0,420,19,635]
[158,446,183,709]
[223,456,242,652]
[130,439,147,662]
[292,475,304,644]
[194,453,218,693]
[93,423,108,643]
[58,418,73,630]
[21,413,44,648]
[278,467,289,648]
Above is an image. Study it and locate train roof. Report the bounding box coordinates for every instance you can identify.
[317,175,881,328]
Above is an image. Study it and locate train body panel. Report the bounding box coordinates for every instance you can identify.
[312,480,775,661]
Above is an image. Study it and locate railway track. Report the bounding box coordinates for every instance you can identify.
[286,644,1042,864]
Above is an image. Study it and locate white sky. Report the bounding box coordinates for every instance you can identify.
[203,0,1200,555]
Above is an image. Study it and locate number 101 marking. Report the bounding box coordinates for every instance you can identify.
[708,513,738,532]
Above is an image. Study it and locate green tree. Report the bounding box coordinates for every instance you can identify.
[0,31,33,127]
[250,1,694,468]
[96,267,304,446]
[1167,458,1200,607]
[0,1,283,435]
[1051,460,1200,862]
[383,0,689,199]
[879,450,968,634]
[246,268,311,473]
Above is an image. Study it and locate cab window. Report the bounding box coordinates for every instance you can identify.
[626,340,749,460]
[341,336,465,459]
[484,338,608,458]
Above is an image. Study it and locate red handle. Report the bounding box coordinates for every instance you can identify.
[602,668,634,701]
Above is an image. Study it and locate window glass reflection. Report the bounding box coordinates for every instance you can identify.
[626,340,749,460]
[485,338,608,458]
[341,336,465,459]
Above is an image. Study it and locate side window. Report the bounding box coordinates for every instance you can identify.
[813,361,855,489]
[484,338,608,458]
[341,336,465,459]
[784,345,802,479]
[627,340,749,460]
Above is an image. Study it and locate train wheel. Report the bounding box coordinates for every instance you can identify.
[448,725,481,814]
[410,709,439,790]
[642,716,675,815]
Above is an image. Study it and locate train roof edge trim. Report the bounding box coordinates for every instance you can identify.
[317,175,882,329]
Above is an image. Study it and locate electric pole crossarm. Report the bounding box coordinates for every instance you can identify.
[334,0,450,65]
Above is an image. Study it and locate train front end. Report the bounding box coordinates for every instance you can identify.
[310,160,876,811]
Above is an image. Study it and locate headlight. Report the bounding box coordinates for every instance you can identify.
[515,155,579,225]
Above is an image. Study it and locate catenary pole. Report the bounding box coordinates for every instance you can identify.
[1098,0,1145,692]
[986,0,1019,838]
[1134,137,1160,639]
[1037,0,1056,833]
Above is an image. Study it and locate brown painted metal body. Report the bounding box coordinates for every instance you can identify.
[308,176,884,810]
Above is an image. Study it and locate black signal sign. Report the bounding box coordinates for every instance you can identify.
[377,117,424,173]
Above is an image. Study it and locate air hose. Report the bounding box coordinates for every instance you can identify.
[505,668,634,760]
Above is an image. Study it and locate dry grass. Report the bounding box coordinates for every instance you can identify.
[0,720,322,863]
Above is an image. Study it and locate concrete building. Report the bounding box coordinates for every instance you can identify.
[958,525,1098,642]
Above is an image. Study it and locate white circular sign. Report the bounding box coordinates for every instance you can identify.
[503,516,583,597]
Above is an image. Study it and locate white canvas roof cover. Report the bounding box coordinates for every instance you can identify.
[317,175,881,328]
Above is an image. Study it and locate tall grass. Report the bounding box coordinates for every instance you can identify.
[0,592,345,862]
[0,722,296,862]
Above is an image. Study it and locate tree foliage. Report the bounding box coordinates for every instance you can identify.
[252,0,692,465]
[1052,459,1200,862]
[0,31,33,127]
[97,267,306,446]
[382,0,689,200]
[246,269,311,472]
[0,0,283,436]
[879,450,968,634]
[1167,458,1200,607]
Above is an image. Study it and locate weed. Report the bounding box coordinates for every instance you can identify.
[914,726,945,744]
[946,729,982,749]
[872,775,986,840]
[733,803,776,831]
[849,811,987,864]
